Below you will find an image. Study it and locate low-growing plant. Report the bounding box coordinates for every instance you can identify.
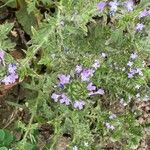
[0,0,150,149]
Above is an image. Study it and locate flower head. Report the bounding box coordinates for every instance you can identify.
[105,122,115,130]
[51,93,60,102]
[139,9,150,18]
[96,2,106,11]
[109,114,117,119]
[75,65,82,74]
[2,73,18,85]
[95,88,105,95]
[124,0,134,11]
[92,60,100,69]
[60,94,71,105]
[109,0,119,12]
[8,64,17,74]
[81,69,94,81]
[73,100,85,110]
[87,82,96,91]
[127,61,133,67]
[130,52,138,60]
[136,23,145,32]
[58,74,70,85]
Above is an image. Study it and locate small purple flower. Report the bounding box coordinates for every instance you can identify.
[95,88,105,95]
[8,64,17,74]
[92,60,100,69]
[105,123,115,130]
[73,100,85,110]
[60,94,71,105]
[139,9,150,18]
[109,114,117,119]
[128,72,134,78]
[51,93,60,102]
[130,52,138,60]
[127,61,133,67]
[81,69,94,81]
[136,68,143,76]
[75,65,82,74]
[109,0,119,12]
[73,145,78,150]
[136,23,145,32]
[2,73,18,85]
[124,0,134,11]
[87,82,96,91]
[58,74,70,85]
[101,52,107,58]
[96,2,106,11]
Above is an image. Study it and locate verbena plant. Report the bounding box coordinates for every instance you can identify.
[0,0,150,149]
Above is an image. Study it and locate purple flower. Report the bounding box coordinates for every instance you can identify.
[58,74,70,85]
[0,49,5,61]
[124,0,134,11]
[109,0,119,12]
[95,88,105,95]
[60,94,71,105]
[127,61,133,67]
[75,65,82,74]
[101,52,107,58]
[136,68,143,76]
[81,69,94,81]
[136,23,145,32]
[109,114,117,119]
[73,145,78,150]
[73,100,85,110]
[92,60,100,69]
[96,2,106,11]
[89,88,105,96]
[105,123,115,130]
[139,9,150,18]
[8,64,17,74]
[128,72,134,78]
[87,82,96,91]
[130,52,138,60]
[51,93,60,102]
[2,73,18,85]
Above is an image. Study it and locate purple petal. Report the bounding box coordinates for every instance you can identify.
[96,2,106,11]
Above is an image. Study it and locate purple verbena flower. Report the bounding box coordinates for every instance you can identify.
[101,52,107,58]
[87,82,96,91]
[92,60,100,69]
[139,9,150,18]
[136,68,143,76]
[51,93,60,102]
[73,145,78,150]
[136,23,145,32]
[75,65,82,74]
[8,64,17,74]
[105,122,115,130]
[58,74,70,85]
[2,73,18,85]
[73,100,85,110]
[127,61,133,67]
[109,0,119,12]
[60,94,71,105]
[128,72,134,78]
[130,52,138,60]
[95,88,105,95]
[96,2,106,11]
[81,69,94,81]
[109,114,117,119]
[124,0,134,11]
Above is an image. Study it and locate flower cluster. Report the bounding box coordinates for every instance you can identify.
[97,0,134,14]
[0,49,18,85]
[51,60,105,110]
[127,52,143,78]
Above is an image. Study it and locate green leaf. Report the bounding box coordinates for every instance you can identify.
[0,147,8,150]
[0,130,5,141]
[16,2,38,35]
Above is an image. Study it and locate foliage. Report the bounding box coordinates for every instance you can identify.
[0,0,150,149]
